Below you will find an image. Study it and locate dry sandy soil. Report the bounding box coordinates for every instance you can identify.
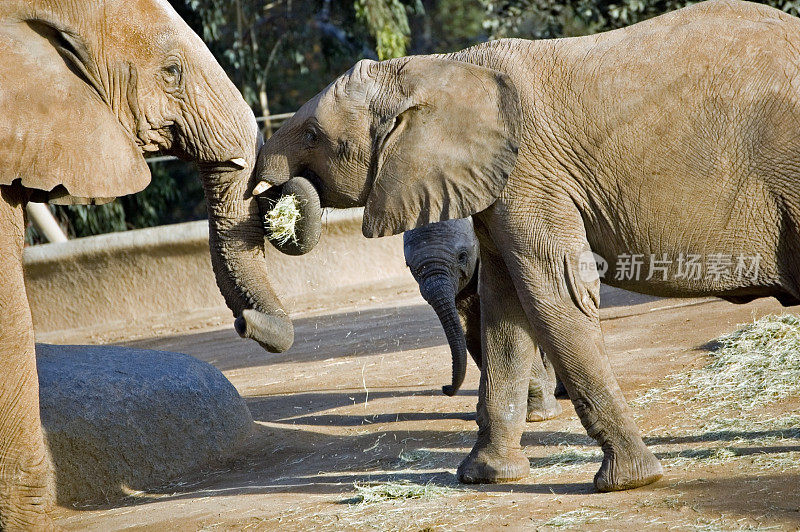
[50,284,800,531]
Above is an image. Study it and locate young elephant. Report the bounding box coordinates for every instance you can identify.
[403,218,561,421]
[257,0,800,492]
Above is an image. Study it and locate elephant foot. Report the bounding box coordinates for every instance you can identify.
[0,456,56,531]
[593,442,663,492]
[526,395,562,422]
[1,508,56,532]
[457,445,529,484]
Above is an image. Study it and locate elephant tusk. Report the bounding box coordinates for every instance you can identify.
[228,157,248,169]
[252,181,272,195]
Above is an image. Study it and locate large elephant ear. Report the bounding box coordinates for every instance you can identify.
[362,57,521,238]
[0,20,149,204]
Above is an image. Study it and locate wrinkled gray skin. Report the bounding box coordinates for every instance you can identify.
[257,0,800,493]
[403,218,561,422]
[404,218,481,396]
[0,0,316,528]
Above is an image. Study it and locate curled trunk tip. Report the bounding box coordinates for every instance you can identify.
[234,309,294,353]
[262,176,322,256]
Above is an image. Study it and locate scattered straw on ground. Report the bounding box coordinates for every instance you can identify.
[266,194,301,245]
[542,508,613,527]
[528,445,602,477]
[749,450,800,472]
[679,413,800,436]
[351,480,462,504]
[691,314,800,410]
[626,314,800,472]
[659,446,740,468]
[397,449,432,464]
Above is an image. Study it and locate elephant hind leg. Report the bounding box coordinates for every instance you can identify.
[526,349,561,422]
[518,252,661,490]
[0,185,55,530]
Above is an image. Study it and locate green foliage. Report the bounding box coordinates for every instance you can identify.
[355,0,420,59]
[118,160,202,230]
[413,0,486,53]
[59,202,127,237]
[181,0,374,120]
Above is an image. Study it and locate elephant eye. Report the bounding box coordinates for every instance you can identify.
[161,62,182,89]
[457,250,469,265]
[303,128,318,147]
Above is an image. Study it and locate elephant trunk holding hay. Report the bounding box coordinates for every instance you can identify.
[256,0,800,492]
[0,0,311,527]
[403,218,562,421]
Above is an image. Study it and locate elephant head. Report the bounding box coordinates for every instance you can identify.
[404,218,479,396]
[255,56,521,242]
[0,0,294,352]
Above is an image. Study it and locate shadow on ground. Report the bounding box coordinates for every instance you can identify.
[127,305,448,371]
[247,389,477,424]
[125,286,663,372]
[63,405,800,516]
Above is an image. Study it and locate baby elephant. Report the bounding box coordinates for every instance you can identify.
[404,218,562,421]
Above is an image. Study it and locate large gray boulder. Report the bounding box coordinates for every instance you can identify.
[36,344,253,504]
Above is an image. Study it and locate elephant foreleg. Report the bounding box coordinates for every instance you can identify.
[455,271,561,421]
[0,185,55,530]
[499,208,662,492]
[456,247,533,483]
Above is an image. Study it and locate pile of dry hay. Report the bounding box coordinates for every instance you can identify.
[633,313,800,419]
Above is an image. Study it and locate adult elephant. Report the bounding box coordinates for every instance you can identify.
[256,0,800,492]
[403,218,562,422]
[0,0,306,527]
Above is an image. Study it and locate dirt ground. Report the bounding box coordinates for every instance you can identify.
[50,283,800,531]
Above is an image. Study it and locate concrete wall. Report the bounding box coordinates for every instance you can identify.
[23,209,416,339]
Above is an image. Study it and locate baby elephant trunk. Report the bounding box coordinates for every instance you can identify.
[419,275,468,396]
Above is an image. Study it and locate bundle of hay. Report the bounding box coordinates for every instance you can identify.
[265,194,301,245]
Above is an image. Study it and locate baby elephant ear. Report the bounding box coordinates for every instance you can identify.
[362,57,521,238]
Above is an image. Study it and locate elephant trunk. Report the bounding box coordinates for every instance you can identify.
[200,163,294,353]
[255,144,323,255]
[420,275,468,396]
[160,45,296,352]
